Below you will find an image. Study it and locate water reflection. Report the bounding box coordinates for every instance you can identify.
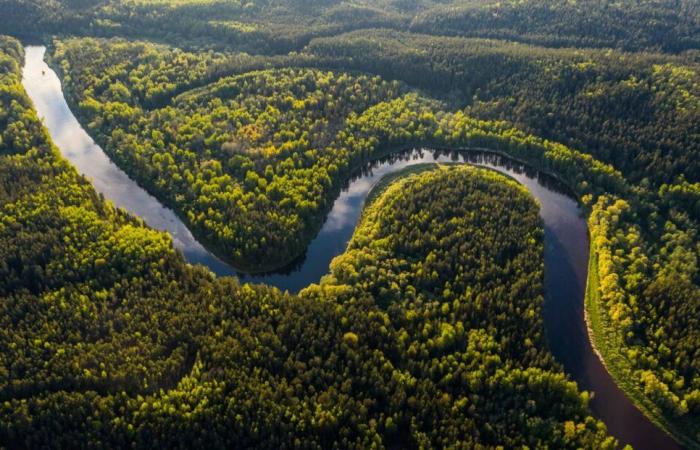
[239,147,579,292]
[22,46,219,264]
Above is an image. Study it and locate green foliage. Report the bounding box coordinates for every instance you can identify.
[51,37,629,271]
[0,36,205,403]
[52,37,408,269]
[587,193,700,444]
[0,38,615,448]
[0,39,45,157]
[47,35,700,445]
[302,166,617,449]
[0,0,698,443]
[306,29,700,184]
[409,0,700,52]
[1,0,698,53]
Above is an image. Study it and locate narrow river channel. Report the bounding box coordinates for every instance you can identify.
[22,45,680,449]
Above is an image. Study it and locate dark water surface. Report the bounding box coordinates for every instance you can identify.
[22,45,680,449]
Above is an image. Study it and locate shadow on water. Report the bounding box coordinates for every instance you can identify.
[21,45,681,450]
[543,227,589,376]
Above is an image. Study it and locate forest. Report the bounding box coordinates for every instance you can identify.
[304,29,700,184]
[0,0,699,448]
[1,0,698,54]
[0,36,617,447]
[49,33,700,447]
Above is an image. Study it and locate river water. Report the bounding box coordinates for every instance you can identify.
[22,45,680,449]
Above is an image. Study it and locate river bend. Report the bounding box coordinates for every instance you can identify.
[21,45,679,450]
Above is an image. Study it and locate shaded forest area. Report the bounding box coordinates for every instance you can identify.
[1,0,698,53]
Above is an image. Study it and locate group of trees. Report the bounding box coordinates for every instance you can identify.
[51,37,629,271]
[409,0,700,53]
[0,37,46,156]
[52,37,408,270]
[0,35,204,403]
[49,33,700,445]
[0,36,618,448]
[302,165,617,449]
[44,21,698,188]
[304,29,700,184]
[586,191,700,442]
[307,165,548,355]
[0,0,697,445]
[1,0,698,54]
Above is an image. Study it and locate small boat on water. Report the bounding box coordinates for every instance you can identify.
[41,70,45,75]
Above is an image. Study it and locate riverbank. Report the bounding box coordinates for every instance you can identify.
[586,244,699,449]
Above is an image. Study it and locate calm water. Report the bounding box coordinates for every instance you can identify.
[22,45,680,449]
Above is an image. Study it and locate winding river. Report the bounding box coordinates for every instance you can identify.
[22,45,680,449]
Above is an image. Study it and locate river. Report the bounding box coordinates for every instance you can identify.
[21,45,680,449]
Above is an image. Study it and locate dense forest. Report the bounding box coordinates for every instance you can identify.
[0,37,618,447]
[51,37,409,269]
[304,29,700,184]
[1,0,698,53]
[1,0,699,448]
[39,33,700,446]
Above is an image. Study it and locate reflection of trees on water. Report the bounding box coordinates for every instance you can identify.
[350,147,575,199]
[243,146,577,280]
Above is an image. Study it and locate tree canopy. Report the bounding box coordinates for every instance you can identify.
[0,39,617,447]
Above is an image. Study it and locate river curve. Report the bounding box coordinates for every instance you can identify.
[21,45,680,450]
